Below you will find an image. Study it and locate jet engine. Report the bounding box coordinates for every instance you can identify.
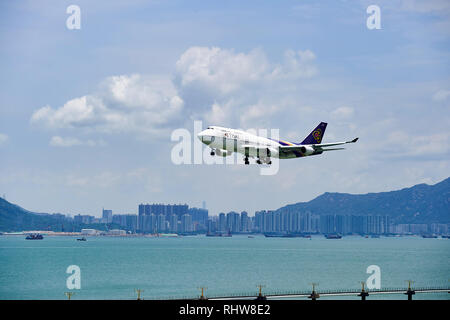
[300,146,315,156]
[216,149,233,157]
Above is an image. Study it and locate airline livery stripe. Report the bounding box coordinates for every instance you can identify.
[269,138,296,146]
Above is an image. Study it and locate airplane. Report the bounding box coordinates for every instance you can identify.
[197,122,358,165]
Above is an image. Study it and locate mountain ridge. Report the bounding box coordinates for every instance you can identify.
[276,177,450,224]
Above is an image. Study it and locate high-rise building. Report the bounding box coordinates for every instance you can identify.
[102,209,113,223]
[188,208,208,230]
[219,213,226,232]
[181,214,193,233]
[226,212,241,233]
[112,214,137,232]
[157,214,166,232]
[169,214,178,233]
[240,211,249,232]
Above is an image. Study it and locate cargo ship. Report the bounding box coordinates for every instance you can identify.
[25,233,43,240]
[264,233,312,238]
[325,234,342,239]
[422,234,438,238]
[206,231,232,237]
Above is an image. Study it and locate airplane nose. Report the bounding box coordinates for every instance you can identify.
[197,131,205,142]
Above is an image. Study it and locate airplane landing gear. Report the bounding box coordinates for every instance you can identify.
[256,158,272,165]
[210,150,215,156]
[244,156,250,165]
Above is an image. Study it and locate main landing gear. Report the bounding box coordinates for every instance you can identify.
[257,158,272,165]
[210,149,215,156]
[245,157,272,165]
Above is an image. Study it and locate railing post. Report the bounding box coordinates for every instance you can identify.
[255,284,267,300]
[198,287,208,300]
[135,288,144,300]
[404,280,415,300]
[358,282,369,301]
[64,292,75,300]
[308,283,320,300]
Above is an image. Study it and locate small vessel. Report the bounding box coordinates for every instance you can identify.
[206,231,232,237]
[325,234,342,239]
[77,237,87,241]
[248,235,254,238]
[422,234,438,238]
[26,233,43,240]
[264,233,285,238]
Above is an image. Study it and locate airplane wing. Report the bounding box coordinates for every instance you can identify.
[279,138,358,152]
[310,137,359,148]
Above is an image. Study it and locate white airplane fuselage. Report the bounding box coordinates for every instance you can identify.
[197,123,358,165]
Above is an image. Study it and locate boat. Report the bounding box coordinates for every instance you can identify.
[264,233,284,238]
[325,234,342,239]
[77,237,87,241]
[422,234,438,238]
[25,233,43,240]
[206,231,232,237]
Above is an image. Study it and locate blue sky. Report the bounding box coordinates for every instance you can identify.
[0,0,449,217]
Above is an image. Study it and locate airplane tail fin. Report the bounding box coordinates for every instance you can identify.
[300,122,327,145]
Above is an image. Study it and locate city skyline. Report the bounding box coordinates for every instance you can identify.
[69,206,450,236]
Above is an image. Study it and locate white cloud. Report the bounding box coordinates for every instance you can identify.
[175,47,271,97]
[49,136,105,147]
[384,130,450,158]
[432,89,450,102]
[174,46,318,129]
[32,46,319,140]
[273,49,318,79]
[175,47,317,98]
[203,101,233,126]
[400,0,450,14]
[240,103,283,128]
[0,133,8,145]
[331,106,354,119]
[31,74,184,135]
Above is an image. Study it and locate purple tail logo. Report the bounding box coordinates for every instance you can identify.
[312,129,322,142]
